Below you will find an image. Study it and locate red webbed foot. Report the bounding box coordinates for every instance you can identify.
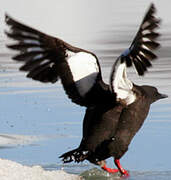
[101,164,119,173]
[120,169,129,178]
[114,159,130,178]
[99,160,119,174]
[100,159,129,178]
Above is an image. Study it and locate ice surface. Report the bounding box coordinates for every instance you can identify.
[81,168,120,180]
[0,134,43,147]
[0,158,81,180]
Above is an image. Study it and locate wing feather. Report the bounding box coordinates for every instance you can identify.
[110,3,160,104]
[5,14,102,107]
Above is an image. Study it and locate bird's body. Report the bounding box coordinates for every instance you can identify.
[5,3,168,177]
[61,84,157,165]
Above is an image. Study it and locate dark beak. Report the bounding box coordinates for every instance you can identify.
[158,93,168,99]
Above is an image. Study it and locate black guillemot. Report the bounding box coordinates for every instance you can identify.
[5,3,168,177]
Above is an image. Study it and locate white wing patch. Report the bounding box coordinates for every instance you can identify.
[114,62,136,105]
[66,51,99,97]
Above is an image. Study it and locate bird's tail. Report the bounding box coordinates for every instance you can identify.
[59,148,90,163]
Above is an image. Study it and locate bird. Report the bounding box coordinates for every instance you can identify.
[5,3,168,177]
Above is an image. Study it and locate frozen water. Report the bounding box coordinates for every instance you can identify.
[0,158,81,180]
[0,134,43,148]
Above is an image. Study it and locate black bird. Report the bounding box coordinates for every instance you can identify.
[5,3,167,177]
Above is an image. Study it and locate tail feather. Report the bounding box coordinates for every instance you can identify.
[59,148,90,163]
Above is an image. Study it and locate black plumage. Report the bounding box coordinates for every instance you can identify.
[5,3,168,177]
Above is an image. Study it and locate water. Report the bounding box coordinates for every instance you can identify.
[0,0,171,179]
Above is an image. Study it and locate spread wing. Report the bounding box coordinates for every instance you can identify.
[110,3,160,105]
[5,14,103,107]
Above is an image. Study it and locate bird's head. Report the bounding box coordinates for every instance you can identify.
[141,85,168,103]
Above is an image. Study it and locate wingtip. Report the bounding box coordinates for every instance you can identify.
[150,2,155,8]
[5,13,17,26]
[5,12,8,19]
[5,13,11,24]
[149,2,156,13]
[127,2,160,76]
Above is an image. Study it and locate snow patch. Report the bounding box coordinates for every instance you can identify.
[0,158,81,180]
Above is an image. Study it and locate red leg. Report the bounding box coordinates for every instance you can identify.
[114,159,129,177]
[101,163,119,173]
